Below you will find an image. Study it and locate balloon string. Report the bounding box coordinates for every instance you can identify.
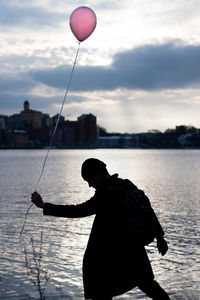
[19,41,81,239]
[19,203,34,240]
[35,41,81,192]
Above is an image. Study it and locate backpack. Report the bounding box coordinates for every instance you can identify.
[121,180,163,246]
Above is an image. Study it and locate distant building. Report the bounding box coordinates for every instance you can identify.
[62,120,77,147]
[77,114,97,146]
[17,101,51,146]
[0,116,5,130]
[9,114,23,129]
[3,101,98,148]
[42,114,51,128]
[51,114,65,127]
[52,114,97,147]
[20,100,42,129]
[8,130,29,148]
[0,115,9,147]
[0,117,4,145]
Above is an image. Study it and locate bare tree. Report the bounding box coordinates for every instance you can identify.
[24,232,50,300]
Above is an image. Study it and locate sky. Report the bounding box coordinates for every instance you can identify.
[1,0,200,133]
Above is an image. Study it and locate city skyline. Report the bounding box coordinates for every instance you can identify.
[0,100,98,148]
[1,100,200,149]
[1,1,200,133]
[2,100,200,135]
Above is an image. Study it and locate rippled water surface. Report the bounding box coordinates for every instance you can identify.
[0,149,200,299]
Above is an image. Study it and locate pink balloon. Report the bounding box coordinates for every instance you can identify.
[70,6,97,42]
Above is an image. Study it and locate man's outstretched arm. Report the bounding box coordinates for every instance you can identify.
[31,191,96,218]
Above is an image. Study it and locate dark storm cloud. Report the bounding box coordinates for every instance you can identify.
[0,73,36,92]
[30,42,200,91]
[0,2,65,26]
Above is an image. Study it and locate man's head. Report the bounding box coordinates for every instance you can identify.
[81,158,109,188]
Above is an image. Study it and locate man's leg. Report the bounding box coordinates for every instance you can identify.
[138,279,170,300]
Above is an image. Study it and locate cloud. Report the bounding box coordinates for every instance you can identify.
[0,73,36,93]
[0,91,62,115]
[30,41,200,91]
[0,1,65,27]
[0,0,120,29]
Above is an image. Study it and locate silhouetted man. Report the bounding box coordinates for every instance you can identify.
[31,158,170,300]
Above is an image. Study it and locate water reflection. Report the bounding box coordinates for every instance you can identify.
[0,149,200,299]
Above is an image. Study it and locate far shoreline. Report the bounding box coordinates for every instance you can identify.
[1,146,200,150]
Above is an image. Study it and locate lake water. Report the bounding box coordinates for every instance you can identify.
[0,149,200,299]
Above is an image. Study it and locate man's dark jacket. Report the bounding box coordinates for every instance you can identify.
[43,174,165,298]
